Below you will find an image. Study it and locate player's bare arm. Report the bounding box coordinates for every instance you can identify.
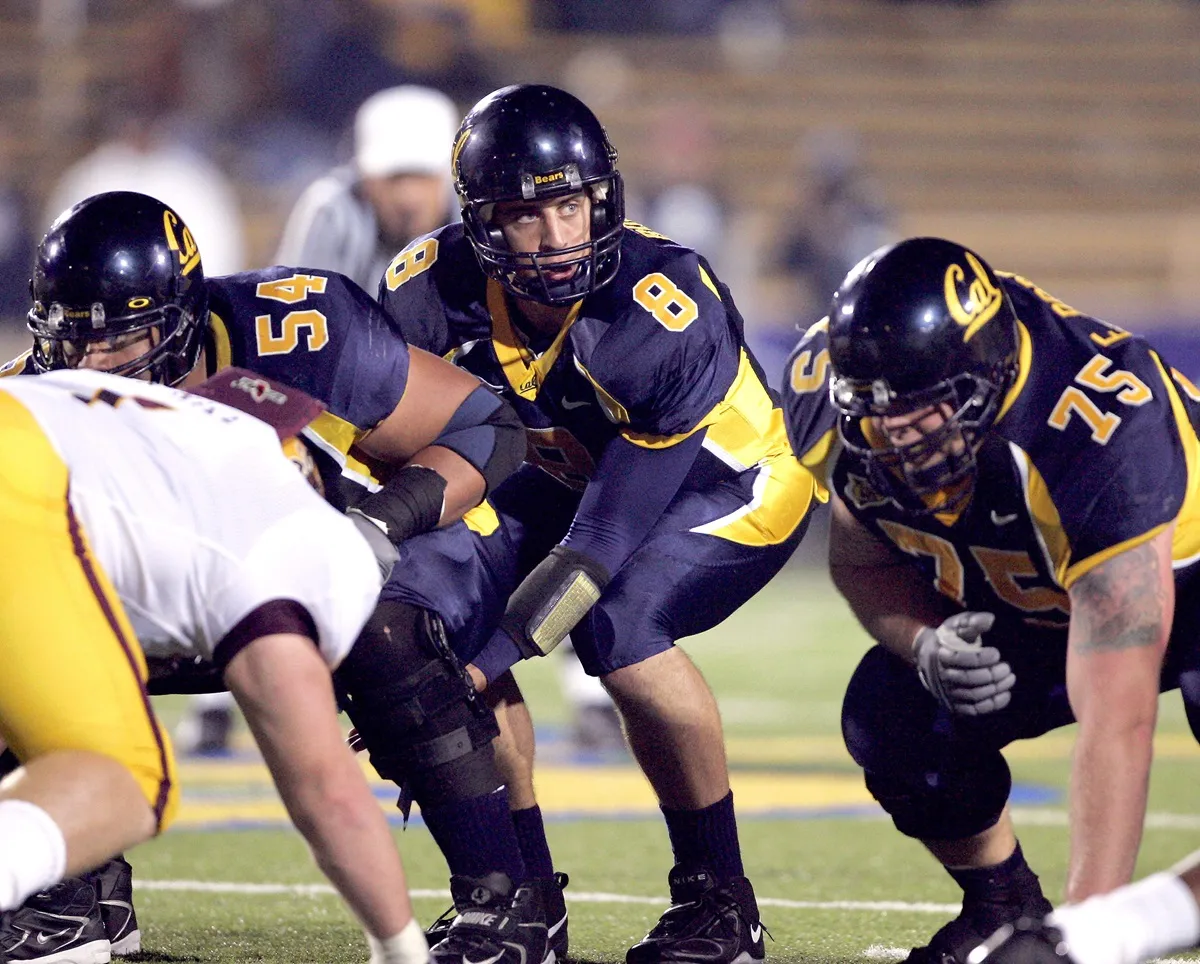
[355,347,490,519]
[1064,525,1175,902]
[828,492,957,661]
[224,632,418,944]
[354,346,524,526]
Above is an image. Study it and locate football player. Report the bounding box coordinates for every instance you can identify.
[0,367,426,964]
[376,84,819,964]
[5,191,532,964]
[781,237,1200,963]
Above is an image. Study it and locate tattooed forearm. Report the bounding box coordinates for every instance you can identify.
[1070,540,1169,654]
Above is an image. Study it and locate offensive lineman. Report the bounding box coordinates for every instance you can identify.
[781,237,1200,963]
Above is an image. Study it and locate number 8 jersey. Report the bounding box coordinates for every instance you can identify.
[783,272,1200,629]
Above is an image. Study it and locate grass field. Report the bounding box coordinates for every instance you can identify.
[133,562,1200,964]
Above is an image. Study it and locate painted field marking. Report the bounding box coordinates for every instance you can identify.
[137,878,959,913]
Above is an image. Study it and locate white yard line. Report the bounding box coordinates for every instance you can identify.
[136,878,960,913]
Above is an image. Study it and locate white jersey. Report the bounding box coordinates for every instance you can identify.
[3,370,380,669]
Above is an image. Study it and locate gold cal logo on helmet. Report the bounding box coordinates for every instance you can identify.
[944,252,1002,343]
[451,127,471,177]
[162,210,201,276]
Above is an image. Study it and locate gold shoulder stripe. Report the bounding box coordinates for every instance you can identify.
[996,320,1032,424]
[0,350,32,378]
[208,312,233,372]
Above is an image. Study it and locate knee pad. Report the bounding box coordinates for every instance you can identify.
[843,647,1013,841]
[865,754,1012,841]
[335,601,501,810]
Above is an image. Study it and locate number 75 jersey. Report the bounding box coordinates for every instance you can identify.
[783,272,1200,625]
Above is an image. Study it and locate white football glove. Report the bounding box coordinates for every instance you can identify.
[347,508,400,584]
[913,611,1015,716]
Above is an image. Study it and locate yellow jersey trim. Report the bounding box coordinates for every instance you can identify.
[487,280,582,401]
[208,312,234,371]
[996,320,1032,425]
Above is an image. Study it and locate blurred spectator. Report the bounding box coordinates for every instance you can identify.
[274,85,461,292]
[272,0,411,143]
[0,129,33,327]
[386,4,502,108]
[626,100,732,277]
[534,0,751,35]
[42,111,247,275]
[777,126,895,328]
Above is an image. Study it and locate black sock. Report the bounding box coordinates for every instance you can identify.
[512,805,555,879]
[661,790,745,880]
[422,787,528,885]
[948,842,1051,927]
[0,748,19,778]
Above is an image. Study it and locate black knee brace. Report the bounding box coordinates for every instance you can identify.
[334,600,501,818]
[865,756,1012,842]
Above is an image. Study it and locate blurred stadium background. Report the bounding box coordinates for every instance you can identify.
[5,2,1200,961]
[4,0,1200,375]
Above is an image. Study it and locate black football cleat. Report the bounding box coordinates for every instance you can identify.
[906,893,1055,964]
[627,866,766,964]
[965,918,1075,964]
[531,873,568,963]
[428,873,569,963]
[82,858,139,956]
[0,877,110,964]
[428,872,550,964]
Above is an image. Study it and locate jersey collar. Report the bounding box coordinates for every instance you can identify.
[487,279,582,401]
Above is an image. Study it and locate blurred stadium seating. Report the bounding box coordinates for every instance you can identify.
[2,0,1199,352]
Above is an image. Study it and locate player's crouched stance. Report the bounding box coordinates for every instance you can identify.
[0,368,428,964]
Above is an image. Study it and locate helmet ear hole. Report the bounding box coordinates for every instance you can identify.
[591,202,609,238]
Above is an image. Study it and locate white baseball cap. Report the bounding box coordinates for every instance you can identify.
[354,86,461,179]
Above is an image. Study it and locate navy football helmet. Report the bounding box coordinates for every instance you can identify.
[826,237,1019,512]
[453,84,624,305]
[28,191,208,385]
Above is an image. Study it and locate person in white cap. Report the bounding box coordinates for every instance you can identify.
[274,84,461,292]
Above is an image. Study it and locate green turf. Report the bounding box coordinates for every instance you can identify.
[133,563,1200,962]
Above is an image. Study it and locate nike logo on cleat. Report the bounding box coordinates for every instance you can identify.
[35,926,73,944]
[749,923,763,943]
[463,949,507,964]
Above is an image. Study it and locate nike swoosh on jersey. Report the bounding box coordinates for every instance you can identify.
[561,398,591,410]
[990,511,1019,525]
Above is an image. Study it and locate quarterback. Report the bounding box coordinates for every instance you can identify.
[378,83,817,964]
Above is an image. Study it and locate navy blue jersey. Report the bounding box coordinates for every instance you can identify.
[4,266,413,509]
[379,221,814,547]
[782,272,1200,631]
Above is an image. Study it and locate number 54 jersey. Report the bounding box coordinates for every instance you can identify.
[783,272,1200,645]
[2,266,414,510]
